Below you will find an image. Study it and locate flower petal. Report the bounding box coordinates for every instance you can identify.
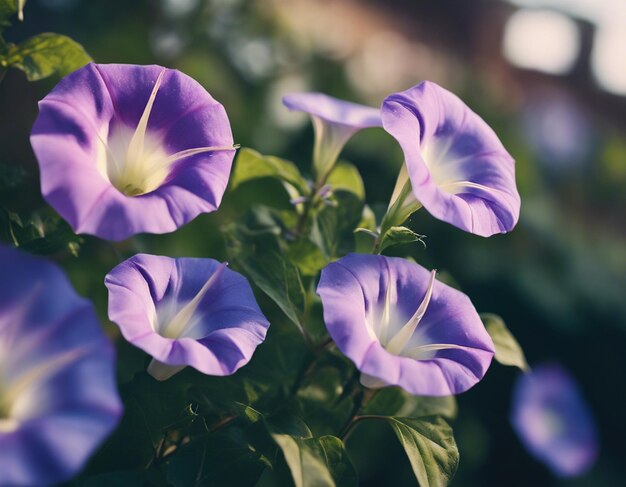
[31,63,235,241]
[283,92,381,182]
[105,254,270,379]
[317,254,494,396]
[283,92,382,129]
[511,364,598,477]
[381,81,520,237]
[0,246,121,486]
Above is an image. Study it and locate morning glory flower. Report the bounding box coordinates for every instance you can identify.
[0,245,121,486]
[31,63,237,241]
[283,92,381,184]
[381,81,520,237]
[511,363,598,477]
[317,254,494,396]
[105,254,270,381]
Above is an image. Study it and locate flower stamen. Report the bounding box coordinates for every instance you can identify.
[164,144,240,166]
[376,259,396,344]
[126,69,166,169]
[439,180,507,198]
[402,342,467,360]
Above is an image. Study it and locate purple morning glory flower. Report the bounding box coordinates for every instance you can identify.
[105,254,270,381]
[381,81,520,237]
[283,92,381,183]
[317,254,494,396]
[31,63,237,241]
[511,363,598,477]
[0,245,122,486]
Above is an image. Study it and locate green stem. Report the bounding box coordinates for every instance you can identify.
[294,180,326,237]
[295,207,309,236]
[152,413,238,466]
[313,336,333,353]
[290,334,335,395]
[340,414,387,442]
[290,349,317,395]
[108,242,124,262]
[339,387,380,439]
[205,414,237,435]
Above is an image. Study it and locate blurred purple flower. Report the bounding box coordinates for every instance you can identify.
[317,254,494,396]
[381,81,520,237]
[31,63,237,241]
[283,92,381,183]
[511,363,598,477]
[0,245,121,486]
[105,254,270,381]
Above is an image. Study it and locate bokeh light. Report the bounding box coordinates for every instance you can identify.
[503,9,580,75]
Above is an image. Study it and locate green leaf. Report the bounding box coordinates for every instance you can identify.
[326,161,365,200]
[286,238,328,276]
[379,165,422,237]
[269,432,357,487]
[5,33,91,81]
[225,219,306,329]
[166,428,271,487]
[364,388,457,420]
[0,206,82,256]
[267,413,313,439]
[386,416,459,487]
[311,191,363,260]
[0,163,26,190]
[263,414,357,487]
[357,204,377,232]
[354,205,379,253]
[378,226,425,254]
[231,148,310,197]
[232,402,264,424]
[410,397,458,421]
[123,373,192,446]
[481,313,529,372]
[294,351,356,436]
[0,0,24,25]
[88,373,191,472]
[233,246,306,329]
[163,400,276,487]
[186,321,308,412]
[75,470,148,487]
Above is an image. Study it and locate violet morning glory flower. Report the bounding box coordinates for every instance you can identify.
[381,81,520,237]
[31,63,237,241]
[317,254,494,396]
[283,93,381,183]
[105,254,270,381]
[511,363,598,477]
[0,245,122,487]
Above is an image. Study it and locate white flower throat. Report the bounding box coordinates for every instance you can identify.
[368,266,466,360]
[146,263,228,382]
[154,262,228,340]
[97,69,237,196]
[421,136,497,197]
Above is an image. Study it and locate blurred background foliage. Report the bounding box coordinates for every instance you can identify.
[0,0,625,485]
